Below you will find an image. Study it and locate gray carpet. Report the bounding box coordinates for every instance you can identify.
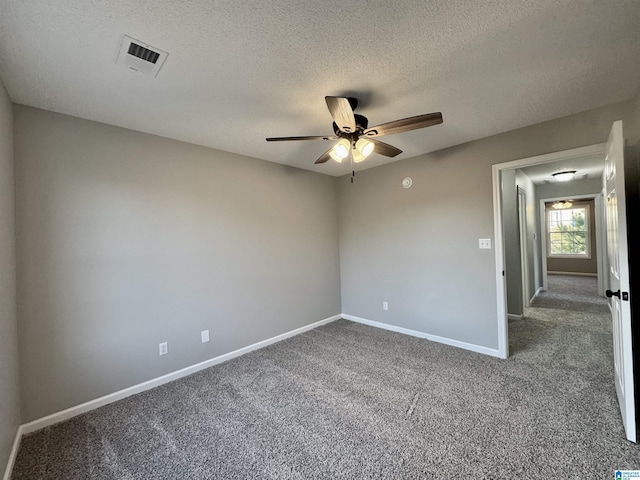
[525,274,610,313]
[12,276,640,478]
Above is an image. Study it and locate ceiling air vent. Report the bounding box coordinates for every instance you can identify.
[116,35,168,77]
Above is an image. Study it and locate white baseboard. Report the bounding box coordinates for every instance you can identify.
[20,314,342,436]
[5,312,504,477]
[507,314,523,321]
[548,271,597,277]
[2,425,24,480]
[342,314,502,358]
[9,311,502,477]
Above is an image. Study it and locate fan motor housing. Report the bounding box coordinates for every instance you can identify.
[333,114,369,136]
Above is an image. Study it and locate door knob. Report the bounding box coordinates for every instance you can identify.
[606,289,621,298]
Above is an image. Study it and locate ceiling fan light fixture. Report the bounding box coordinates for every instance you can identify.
[552,170,576,182]
[265,96,443,166]
[352,148,365,163]
[552,200,573,209]
[329,150,343,162]
[331,139,350,160]
[355,138,374,158]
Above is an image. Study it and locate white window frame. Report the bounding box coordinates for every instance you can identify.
[546,203,591,259]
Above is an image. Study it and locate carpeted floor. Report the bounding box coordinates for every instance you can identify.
[524,274,610,313]
[12,275,639,479]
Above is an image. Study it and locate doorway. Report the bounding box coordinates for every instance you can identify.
[492,134,637,442]
[537,194,605,295]
[491,143,606,358]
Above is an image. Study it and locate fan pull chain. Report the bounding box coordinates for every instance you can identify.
[350,149,355,183]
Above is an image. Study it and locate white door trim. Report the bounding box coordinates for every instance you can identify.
[518,187,530,308]
[492,143,606,358]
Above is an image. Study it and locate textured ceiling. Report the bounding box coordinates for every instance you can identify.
[519,152,604,185]
[1,1,640,176]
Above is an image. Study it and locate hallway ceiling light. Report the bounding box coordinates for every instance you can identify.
[552,170,576,182]
[552,200,573,209]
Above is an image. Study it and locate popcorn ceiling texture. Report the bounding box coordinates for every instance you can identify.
[10,276,640,478]
[0,0,639,176]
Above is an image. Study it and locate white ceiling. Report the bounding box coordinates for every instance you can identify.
[520,152,605,185]
[1,1,639,177]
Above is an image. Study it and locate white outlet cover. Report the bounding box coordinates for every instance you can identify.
[159,342,168,355]
[201,330,210,343]
[479,238,492,249]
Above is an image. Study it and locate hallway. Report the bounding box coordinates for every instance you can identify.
[510,274,610,364]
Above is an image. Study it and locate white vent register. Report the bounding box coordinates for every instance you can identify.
[117,35,168,76]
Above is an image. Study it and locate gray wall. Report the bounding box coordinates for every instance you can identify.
[631,89,640,146]
[502,169,539,316]
[9,93,640,424]
[339,99,634,351]
[0,79,19,471]
[515,170,538,302]
[502,170,522,316]
[14,106,342,422]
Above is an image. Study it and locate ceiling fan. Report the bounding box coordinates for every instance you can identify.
[266,96,443,165]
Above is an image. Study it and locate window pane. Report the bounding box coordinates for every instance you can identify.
[547,206,589,257]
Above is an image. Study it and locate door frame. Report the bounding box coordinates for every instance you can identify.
[517,187,530,308]
[538,193,604,294]
[492,143,606,358]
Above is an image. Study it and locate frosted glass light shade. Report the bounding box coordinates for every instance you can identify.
[352,148,364,163]
[552,170,576,182]
[329,150,343,162]
[355,138,374,158]
[331,139,350,160]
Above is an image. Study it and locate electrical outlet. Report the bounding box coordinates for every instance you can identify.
[201,330,210,343]
[159,342,168,356]
[383,301,389,311]
[479,238,492,249]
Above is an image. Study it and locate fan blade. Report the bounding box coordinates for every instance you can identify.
[266,135,338,142]
[314,147,334,164]
[369,138,402,157]
[363,112,443,137]
[325,96,357,133]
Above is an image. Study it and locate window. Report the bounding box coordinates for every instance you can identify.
[547,205,590,257]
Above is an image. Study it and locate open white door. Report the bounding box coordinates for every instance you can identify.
[604,120,636,443]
